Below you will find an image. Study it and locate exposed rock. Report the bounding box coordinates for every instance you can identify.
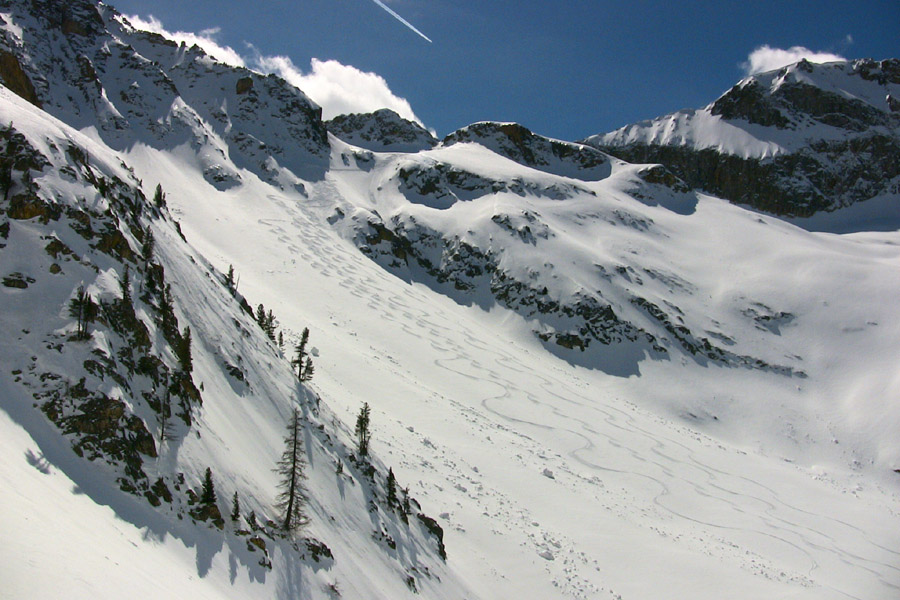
[326,109,437,153]
[443,121,613,180]
[589,58,900,216]
[0,50,40,106]
[235,76,253,95]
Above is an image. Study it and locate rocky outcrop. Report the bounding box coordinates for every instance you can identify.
[326,108,437,152]
[443,121,613,181]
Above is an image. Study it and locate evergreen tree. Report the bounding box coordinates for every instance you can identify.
[386,467,397,508]
[355,402,371,458]
[68,285,97,340]
[152,183,166,209]
[141,227,155,264]
[301,357,315,382]
[275,408,307,532]
[158,283,177,338]
[120,265,133,308]
[278,330,284,350]
[201,467,216,505]
[265,309,276,340]
[158,387,172,443]
[292,327,310,379]
[177,326,193,373]
[255,303,266,327]
[231,491,241,522]
[401,487,411,518]
[224,264,236,295]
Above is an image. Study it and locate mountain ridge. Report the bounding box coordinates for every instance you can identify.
[2,1,899,598]
[584,58,900,216]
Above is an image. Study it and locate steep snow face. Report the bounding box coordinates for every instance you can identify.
[326,109,438,153]
[0,85,464,599]
[163,131,900,599]
[0,0,329,186]
[586,59,900,216]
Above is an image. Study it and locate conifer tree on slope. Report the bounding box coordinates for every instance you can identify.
[292,327,313,381]
[275,408,307,532]
[355,402,371,458]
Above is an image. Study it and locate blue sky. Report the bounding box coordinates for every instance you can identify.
[110,0,899,141]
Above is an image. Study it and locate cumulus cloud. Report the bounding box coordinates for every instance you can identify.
[251,53,424,125]
[124,15,246,67]
[743,45,846,76]
[123,15,424,126]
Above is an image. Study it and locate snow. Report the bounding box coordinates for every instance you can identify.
[136,137,900,598]
[1,3,899,599]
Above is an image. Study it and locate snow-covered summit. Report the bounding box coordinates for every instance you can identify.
[585,58,900,215]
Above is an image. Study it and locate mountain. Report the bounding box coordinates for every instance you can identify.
[325,109,438,153]
[2,1,900,599]
[584,59,900,219]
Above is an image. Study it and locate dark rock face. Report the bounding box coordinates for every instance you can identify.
[326,108,437,152]
[592,135,900,217]
[710,80,790,129]
[590,58,900,216]
[0,50,40,106]
[443,121,613,181]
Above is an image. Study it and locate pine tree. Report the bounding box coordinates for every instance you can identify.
[355,402,371,458]
[68,285,97,340]
[152,183,166,209]
[292,327,310,379]
[141,227,155,264]
[277,330,284,350]
[224,264,236,295]
[265,309,277,341]
[231,491,241,522]
[158,387,172,443]
[158,283,176,337]
[177,326,193,373]
[201,467,216,505]
[386,467,397,508]
[275,408,307,532]
[255,303,266,327]
[301,357,314,382]
[401,487,411,518]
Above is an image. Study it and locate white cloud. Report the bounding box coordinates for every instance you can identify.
[743,45,846,75]
[251,54,423,125]
[121,15,424,126]
[124,15,246,67]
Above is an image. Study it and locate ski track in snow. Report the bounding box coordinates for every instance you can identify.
[218,181,900,599]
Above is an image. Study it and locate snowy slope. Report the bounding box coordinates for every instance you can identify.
[0,84,464,599]
[1,1,899,599]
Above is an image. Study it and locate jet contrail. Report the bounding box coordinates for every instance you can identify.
[369,0,432,43]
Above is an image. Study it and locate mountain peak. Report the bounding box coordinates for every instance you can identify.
[584,57,900,216]
[325,108,437,153]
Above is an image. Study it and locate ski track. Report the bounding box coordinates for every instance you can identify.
[223,184,900,598]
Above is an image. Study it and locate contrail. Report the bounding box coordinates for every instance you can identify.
[369,0,432,43]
